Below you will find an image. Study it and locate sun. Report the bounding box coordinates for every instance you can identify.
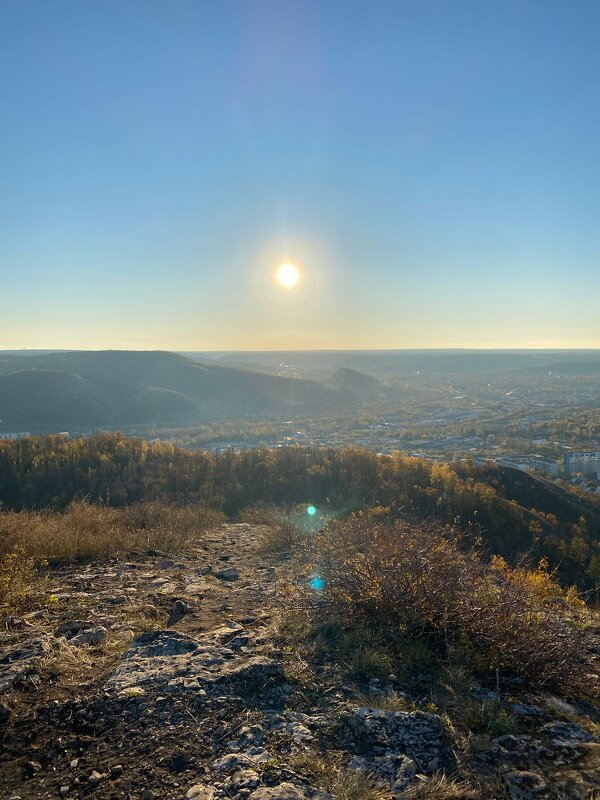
[276,262,300,289]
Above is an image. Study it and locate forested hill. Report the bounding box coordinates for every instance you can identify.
[2,433,600,589]
[0,350,345,430]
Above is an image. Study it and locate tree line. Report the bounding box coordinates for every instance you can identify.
[1,433,600,588]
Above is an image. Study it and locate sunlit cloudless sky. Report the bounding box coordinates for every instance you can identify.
[1,0,599,350]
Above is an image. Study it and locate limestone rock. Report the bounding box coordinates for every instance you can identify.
[344,707,455,776]
[167,599,189,626]
[228,724,265,750]
[226,769,261,791]
[248,783,333,800]
[186,785,216,800]
[391,756,418,794]
[0,639,49,692]
[478,721,600,799]
[69,627,106,647]
[213,749,272,772]
[105,630,220,692]
[212,753,254,772]
[106,626,283,695]
[504,770,546,799]
[214,566,240,581]
[56,620,95,636]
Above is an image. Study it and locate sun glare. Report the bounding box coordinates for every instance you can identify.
[276,262,300,289]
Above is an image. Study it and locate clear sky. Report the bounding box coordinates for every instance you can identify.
[1,0,599,350]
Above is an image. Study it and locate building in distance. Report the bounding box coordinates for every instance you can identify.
[564,451,600,478]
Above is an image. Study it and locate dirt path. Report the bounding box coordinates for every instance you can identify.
[0,523,291,800]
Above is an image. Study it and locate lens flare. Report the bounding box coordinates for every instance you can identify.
[307,505,317,516]
[309,576,324,591]
[276,263,300,289]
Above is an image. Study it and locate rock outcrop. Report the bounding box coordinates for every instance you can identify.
[2,522,600,800]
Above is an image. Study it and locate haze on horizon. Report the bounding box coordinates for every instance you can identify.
[1,0,599,352]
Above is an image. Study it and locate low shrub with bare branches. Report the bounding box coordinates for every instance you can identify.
[309,515,594,696]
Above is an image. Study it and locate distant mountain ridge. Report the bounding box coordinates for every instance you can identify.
[182,349,600,376]
[0,351,346,431]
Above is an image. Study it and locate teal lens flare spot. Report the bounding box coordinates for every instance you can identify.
[307,505,317,516]
[309,576,324,591]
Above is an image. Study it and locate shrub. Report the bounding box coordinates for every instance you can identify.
[308,516,593,696]
[456,700,516,737]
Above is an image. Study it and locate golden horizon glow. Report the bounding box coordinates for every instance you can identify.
[276,262,300,289]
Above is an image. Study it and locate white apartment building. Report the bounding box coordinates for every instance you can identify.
[564,451,600,478]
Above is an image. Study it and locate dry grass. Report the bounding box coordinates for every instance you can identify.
[38,637,97,680]
[287,752,388,800]
[308,516,595,697]
[353,690,415,712]
[290,751,477,800]
[454,700,516,737]
[325,769,389,800]
[0,499,224,564]
[36,629,135,691]
[240,505,304,553]
[348,645,393,680]
[0,547,38,611]
[0,499,224,611]
[279,609,396,680]
[35,601,164,687]
[398,773,479,799]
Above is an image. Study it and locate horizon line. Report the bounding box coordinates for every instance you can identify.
[4,346,600,354]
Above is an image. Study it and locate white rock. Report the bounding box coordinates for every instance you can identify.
[186,783,216,799]
[69,627,107,647]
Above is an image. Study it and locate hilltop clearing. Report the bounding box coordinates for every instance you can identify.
[2,516,600,799]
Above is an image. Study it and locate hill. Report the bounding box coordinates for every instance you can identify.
[470,462,600,526]
[0,351,345,431]
[2,439,600,797]
[1,434,600,589]
[328,367,383,398]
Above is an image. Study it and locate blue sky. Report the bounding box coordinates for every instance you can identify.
[1,0,599,349]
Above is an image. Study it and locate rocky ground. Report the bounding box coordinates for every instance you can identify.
[2,523,600,800]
